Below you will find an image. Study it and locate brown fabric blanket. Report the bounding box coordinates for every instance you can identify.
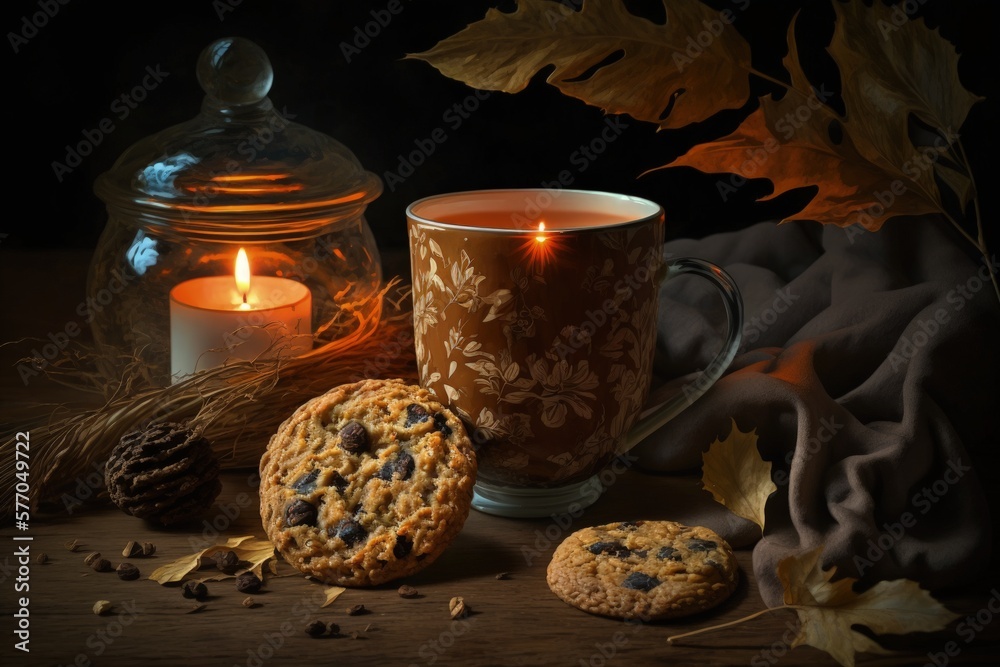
[634,216,999,606]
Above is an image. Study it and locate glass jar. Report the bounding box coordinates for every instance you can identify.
[89,37,383,385]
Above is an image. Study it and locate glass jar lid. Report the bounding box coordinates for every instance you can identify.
[94,37,383,236]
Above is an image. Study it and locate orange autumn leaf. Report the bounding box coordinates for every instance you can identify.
[408,0,751,130]
[665,2,981,229]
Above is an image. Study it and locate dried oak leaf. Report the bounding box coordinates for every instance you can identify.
[666,2,981,229]
[701,419,775,531]
[778,547,959,667]
[148,536,275,585]
[408,0,751,130]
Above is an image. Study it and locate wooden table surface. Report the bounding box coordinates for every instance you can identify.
[2,250,999,666]
[1,469,999,667]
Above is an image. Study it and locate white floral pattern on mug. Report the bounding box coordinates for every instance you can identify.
[410,220,663,486]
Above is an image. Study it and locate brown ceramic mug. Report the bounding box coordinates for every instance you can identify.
[407,189,742,517]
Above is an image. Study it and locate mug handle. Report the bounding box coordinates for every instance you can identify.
[620,257,744,452]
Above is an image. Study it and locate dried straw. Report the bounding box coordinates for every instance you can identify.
[1,279,417,515]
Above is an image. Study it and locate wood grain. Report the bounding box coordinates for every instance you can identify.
[2,469,998,666]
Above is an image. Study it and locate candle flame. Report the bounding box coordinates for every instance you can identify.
[235,248,251,304]
[535,222,546,243]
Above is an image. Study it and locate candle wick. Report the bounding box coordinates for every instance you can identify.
[242,293,248,305]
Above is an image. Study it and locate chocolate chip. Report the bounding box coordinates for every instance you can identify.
[330,518,367,547]
[339,421,370,454]
[630,549,648,559]
[621,572,661,592]
[619,521,640,530]
[588,541,630,558]
[116,563,140,581]
[432,413,452,437]
[330,472,348,493]
[285,499,318,527]
[687,539,717,552]
[347,604,368,616]
[236,572,262,594]
[291,469,319,494]
[305,620,326,637]
[657,546,682,562]
[182,581,208,600]
[405,404,430,426]
[376,452,415,481]
[214,550,240,572]
[393,534,413,559]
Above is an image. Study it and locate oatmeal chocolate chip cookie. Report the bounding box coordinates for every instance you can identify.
[259,379,477,587]
[546,521,739,620]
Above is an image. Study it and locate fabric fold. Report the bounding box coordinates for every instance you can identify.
[635,217,997,606]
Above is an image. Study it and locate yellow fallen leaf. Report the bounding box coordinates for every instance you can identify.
[148,536,275,584]
[322,586,347,608]
[701,419,776,531]
[778,547,960,667]
[669,547,959,667]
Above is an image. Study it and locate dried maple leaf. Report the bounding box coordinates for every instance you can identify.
[778,547,960,667]
[665,1,983,229]
[701,419,776,530]
[408,0,751,129]
[669,547,959,667]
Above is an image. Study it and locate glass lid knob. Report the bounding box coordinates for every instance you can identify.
[196,37,273,107]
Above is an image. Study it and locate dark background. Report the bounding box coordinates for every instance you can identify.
[1,0,996,257]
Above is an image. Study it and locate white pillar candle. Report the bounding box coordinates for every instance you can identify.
[169,249,312,382]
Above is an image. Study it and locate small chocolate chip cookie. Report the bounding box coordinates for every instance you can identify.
[259,379,477,586]
[546,521,739,620]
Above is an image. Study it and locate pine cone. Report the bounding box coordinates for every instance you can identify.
[105,422,222,525]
